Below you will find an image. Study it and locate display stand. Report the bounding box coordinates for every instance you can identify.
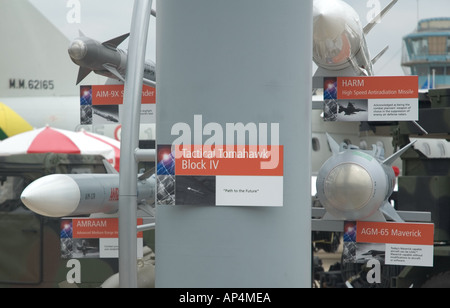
[118,0,153,288]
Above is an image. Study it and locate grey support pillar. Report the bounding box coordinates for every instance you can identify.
[156,0,313,287]
[119,0,152,288]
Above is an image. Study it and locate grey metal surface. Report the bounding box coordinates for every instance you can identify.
[156,0,313,288]
[118,0,153,288]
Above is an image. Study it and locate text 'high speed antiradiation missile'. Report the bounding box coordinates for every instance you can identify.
[21,173,155,217]
[316,134,415,222]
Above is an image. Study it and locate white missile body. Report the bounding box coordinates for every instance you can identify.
[312,0,397,77]
[21,173,155,218]
[316,134,414,222]
[313,0,372,76]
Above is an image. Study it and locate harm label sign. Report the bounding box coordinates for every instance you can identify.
[323,76,419,122]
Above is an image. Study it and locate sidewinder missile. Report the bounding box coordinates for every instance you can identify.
[21,173,155,218]
[68,32,156,86]
[316,134,415,222]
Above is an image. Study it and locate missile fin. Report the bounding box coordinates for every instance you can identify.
[382,140,416,166]
[102,33,130,49]
[138,169,154,181]
[363,210,386,222]
[372,46,389,66]
[76,66,92,85]
[381,201,404,223]
[348,56,370,76]
[326,133,340,155]
[103,159,119,174]
[138,203,155,217]
[363,0,398,35]
[103,64,125,82]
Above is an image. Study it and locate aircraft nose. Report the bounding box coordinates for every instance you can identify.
[68,39,88,60]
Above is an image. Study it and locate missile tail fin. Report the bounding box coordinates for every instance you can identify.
[103,159,119,174]
[76,67,92,85]
[138,169,154,181]
[363,0,398,35]
[372,46,389,66]
[102,33,130,49]
[381,201,404,223]
[383,140,416,166]
[103,64,125,82]
[326,133,340,155]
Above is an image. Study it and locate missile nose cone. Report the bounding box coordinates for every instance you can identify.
[313,5,345,40]
[323,163,373,211]
[21,174,81,217]
[68,39,88,61]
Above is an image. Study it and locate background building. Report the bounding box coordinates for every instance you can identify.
[402,17,450,89]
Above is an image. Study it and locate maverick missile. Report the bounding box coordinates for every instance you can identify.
[313,0,397,77]
[20,173,155,218]
[316,134,415,222]
[68,32,156,86]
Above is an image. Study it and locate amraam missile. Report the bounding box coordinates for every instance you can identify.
[21,173,155,217]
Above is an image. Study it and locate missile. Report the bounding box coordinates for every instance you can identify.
[313,0,372,76]
[312,0,397,77]
[316,134,415,222]
[21,173,155,218]
[93,109,119,123]
[68,32,156,86]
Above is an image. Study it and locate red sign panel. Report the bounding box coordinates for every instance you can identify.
[90,85,156,105]
[357,221,434,246]
[337,76,418,100]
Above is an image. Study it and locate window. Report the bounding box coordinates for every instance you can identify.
[411,38,428,56]
[0,176,25,212]
[447,37,450,54]
[438,143,446,157]
[428,36,447,55]
[431,66,445,75]
[417,66,429,75]
[312,137,320,152]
